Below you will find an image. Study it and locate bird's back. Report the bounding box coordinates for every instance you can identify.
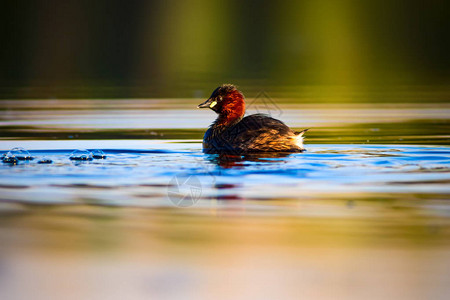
[203,114,304,154]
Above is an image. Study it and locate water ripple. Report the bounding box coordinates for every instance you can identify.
[0,142,448,207]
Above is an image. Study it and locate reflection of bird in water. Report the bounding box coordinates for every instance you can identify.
[204,151,295,209]
[207,152,293,168]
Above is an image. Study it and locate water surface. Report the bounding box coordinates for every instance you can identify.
[0,100,449,300]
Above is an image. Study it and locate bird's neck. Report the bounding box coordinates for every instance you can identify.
[213,96,245,130]
[214,112,243,128]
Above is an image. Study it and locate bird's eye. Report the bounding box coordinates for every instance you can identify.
[218,96,223,102]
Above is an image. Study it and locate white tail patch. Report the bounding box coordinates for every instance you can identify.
[296,134,305,149]
[295,129,309,150]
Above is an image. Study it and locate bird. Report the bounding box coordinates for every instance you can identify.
[197,84,308,154]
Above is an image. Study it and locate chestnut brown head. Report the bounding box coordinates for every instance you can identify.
[197,84,245,117]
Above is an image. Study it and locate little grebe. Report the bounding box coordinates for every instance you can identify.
[198,84,308,154]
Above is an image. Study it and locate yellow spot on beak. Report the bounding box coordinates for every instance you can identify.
[210,101,217,108]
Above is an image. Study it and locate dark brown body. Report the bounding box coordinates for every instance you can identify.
[198,84,307,155]
[203,114,304,154]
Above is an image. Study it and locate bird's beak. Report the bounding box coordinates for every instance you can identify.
[197,98,217,109]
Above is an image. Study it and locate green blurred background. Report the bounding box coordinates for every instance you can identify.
[1,0,449,100]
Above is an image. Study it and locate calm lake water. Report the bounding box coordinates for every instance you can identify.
[0,99,449,300]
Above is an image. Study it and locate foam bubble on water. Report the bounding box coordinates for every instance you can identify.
[91,149,107,159]
[69,149,93,161]
[8,147,33,160]
[2,147,33,164]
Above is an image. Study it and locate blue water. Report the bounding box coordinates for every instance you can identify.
[1,141,449,210]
